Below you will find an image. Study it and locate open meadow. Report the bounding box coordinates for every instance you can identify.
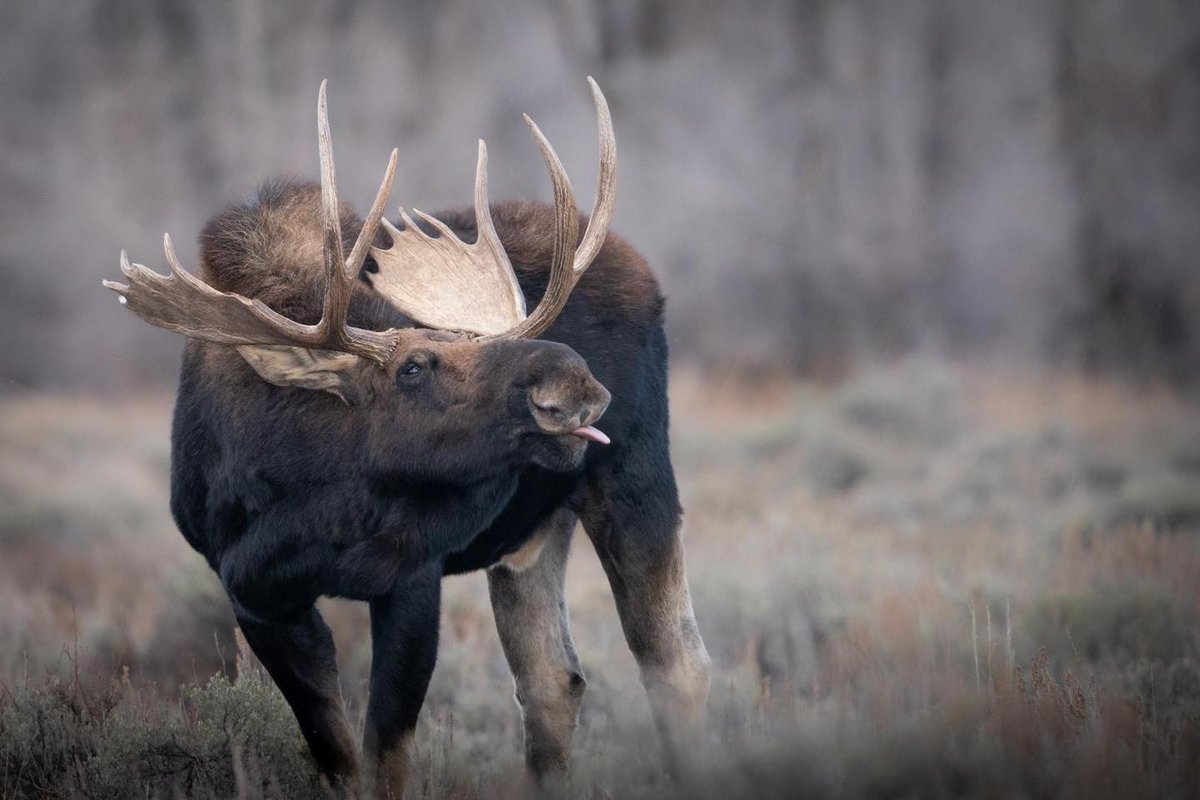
[1,358,1198,798]
[3,1,1198,796]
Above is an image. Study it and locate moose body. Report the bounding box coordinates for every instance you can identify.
[170,189,670,603]
[109,83,711,796]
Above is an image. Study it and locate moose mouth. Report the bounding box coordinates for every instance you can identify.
[570,425,610,445]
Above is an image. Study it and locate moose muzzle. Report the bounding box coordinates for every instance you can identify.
[529,369,612,445]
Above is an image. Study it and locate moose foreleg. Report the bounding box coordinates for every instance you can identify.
[487,508,586,778]
[364,563,442,800]
[235,608,360,793]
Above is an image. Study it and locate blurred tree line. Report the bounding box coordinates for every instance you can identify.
[1,0,1197,390]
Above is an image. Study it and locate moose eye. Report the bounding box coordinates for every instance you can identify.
[396,351,435,386]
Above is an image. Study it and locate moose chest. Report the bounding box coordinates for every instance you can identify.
[209,471,522,620]
[442,467,580,575]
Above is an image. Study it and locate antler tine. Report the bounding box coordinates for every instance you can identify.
[472,140,528,318]
[313,81,400,363]
[162,231,185,273]
[481,114,579,342]
[572,77,618,277]
[346,147,398,281]
[316,79,354,351]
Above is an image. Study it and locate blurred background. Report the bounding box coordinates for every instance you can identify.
[2,1,1199,798]
[3,0,1199,389]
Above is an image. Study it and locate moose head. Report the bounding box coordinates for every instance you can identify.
[104,80,616,480]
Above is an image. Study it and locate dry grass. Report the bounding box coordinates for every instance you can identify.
[2,358,1199,798]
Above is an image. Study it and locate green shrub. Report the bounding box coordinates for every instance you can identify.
[0,664,321,798]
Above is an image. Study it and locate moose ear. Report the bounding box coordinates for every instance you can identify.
[235,345,365,404]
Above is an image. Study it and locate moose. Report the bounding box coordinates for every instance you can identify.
[105,79,710,796]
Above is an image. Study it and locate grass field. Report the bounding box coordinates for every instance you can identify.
[2,358,1198,798]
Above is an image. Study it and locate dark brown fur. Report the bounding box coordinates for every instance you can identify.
[199,182,361,317]
[170,182,709,793]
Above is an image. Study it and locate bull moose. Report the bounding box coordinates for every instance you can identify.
[104,79,711,796]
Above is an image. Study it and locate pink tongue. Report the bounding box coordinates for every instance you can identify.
[571,426,611,445]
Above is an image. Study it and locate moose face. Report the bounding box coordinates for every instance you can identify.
[369,332,611,479]
[235,327,611,482]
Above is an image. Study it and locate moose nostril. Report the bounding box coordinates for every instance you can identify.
[578,385,611,427]
[531,397,567,419]
[576,402,596,427]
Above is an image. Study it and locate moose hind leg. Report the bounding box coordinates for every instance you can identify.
[236,608,359,787]
[580,461,711,766]
[487,508,586,778]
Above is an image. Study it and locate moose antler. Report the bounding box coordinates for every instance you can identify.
[106,79,619,353]
[104,81,402,365]
[369,77,618,340]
